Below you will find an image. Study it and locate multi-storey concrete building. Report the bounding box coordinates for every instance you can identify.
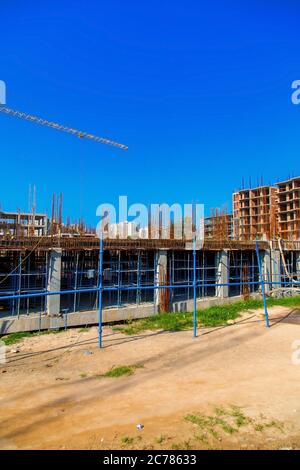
[277,176,300,241]
[233,186,278,241]
[205,212,232,240]
[0,210,47,237]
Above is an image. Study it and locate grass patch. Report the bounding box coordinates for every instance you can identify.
[1,331,33,346]
[1,328,64,346]
[103,364,143,378]
[185,410,238,439]
[185,406,255,442]
[78,327,90,333]
[171,440,193,450]
[121,436,135,445]
[185,406,284,445]
[230,406,252,428]
[112,296,300,335]
[121,435,142,447]
[155,435,167,445]
[254,419,283,432]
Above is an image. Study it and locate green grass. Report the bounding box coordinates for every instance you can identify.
[102,364,144,378]
[121,435,142,446]
[2,295,300,345]
[155,435,167,445]
[185,411,238,438]
[112,296,300,335]
[229,405,252,428]
[184,406,284,445]
[1,328,64,346]
[121,436,135,445]
[171,440,193,450]
[78,327,90,333]
[254,419,283,432]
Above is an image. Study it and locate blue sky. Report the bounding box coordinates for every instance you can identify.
[0,0,299,225]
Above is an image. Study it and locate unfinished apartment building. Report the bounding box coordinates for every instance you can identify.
[205,210,232,240]
[233,186,278,241]
[0,210,47,237]
[277,176,300,241]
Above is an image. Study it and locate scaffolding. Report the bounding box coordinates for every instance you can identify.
[0,239,287,347]
[1,242,299,317]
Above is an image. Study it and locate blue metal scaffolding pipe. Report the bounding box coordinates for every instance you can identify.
[0,279,299,302]
[193,238,197,338]
[255,240,270,328]
[98,237,104,348]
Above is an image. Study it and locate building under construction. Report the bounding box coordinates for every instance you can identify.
[1,176,300,335]
[0,211,47,237]
[277,176,300,241]
[0,234,299,335]
[233,185,278,241]
[233,176,300,242]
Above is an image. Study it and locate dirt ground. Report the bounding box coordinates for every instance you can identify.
[1,306,300,450]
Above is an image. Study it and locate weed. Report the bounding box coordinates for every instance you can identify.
[103,364,143,378]
[1,329,64,346]
[155,435,167,445]
[230,405,252,427]
[255,424,264,432]
[121,435,142,447]
[186,406,284,446]
[171,440,192,450]
[121,436,135,445]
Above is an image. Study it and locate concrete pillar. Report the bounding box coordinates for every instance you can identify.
[296,252,300,281]
[270,249,281,290]
[216,250,229,298]
[47,249,62,315]
[261,249,271,294]
[155,250,170,312]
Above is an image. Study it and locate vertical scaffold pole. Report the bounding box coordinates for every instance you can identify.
[255,241,270,328]
[193,237,197,337]
[98,237,104,348]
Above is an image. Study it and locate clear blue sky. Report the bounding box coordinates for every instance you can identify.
[0,0,299,225]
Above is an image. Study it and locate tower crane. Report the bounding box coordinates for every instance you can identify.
[0,104,128,150]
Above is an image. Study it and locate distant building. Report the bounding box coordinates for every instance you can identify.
[0,211,47,237]
[107,221,139,239]
[205,212,232,240]
[138,226,149,239]
[232,186,278,241]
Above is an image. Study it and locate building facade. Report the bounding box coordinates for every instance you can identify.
[233,186,278,241]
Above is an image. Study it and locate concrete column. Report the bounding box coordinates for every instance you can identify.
[270,249,281,290]
[216,250,229,298]
[155,250,169,312]
[296,252,300,282]
[47,249,62,315]
[261,249,271,294]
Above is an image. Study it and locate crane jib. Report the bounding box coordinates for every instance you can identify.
[0,104,128,150]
